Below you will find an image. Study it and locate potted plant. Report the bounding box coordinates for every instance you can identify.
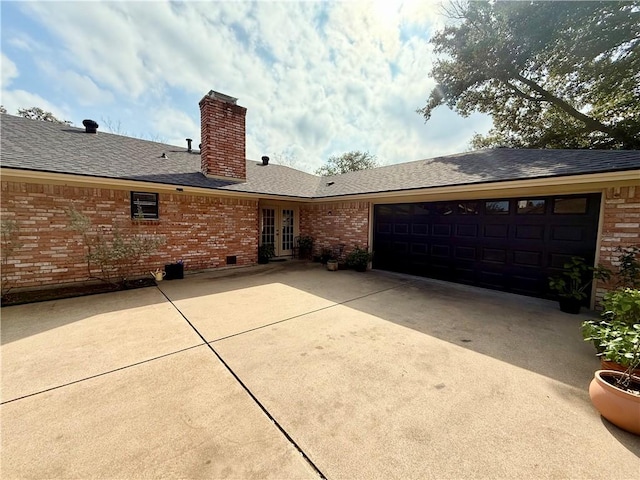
[346,246,373,272]
[258,243,275,264]
[585,288,640,434]
[297,235,314,260]
[548,256,610,314]
[582,288,640,373]
[320,247,333,265]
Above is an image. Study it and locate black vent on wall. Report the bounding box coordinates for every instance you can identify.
[226,255,237,265]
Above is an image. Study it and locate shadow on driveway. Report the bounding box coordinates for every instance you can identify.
[158,261,601,391]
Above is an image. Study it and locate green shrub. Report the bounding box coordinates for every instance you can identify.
[582,288,640,368]
[258,243,275,262]
[346,246,372,270]
[68,208,165,285]
[548,256,610,300]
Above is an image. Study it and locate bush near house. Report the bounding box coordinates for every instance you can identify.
[67,208,165,286]
[1,219,21,300]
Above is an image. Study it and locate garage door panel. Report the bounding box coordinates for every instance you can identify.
[431,244,450,257]
[455,267,476,284]
[377,222,392,234]
[456,224,478,237]
[482,248,507,264]
[393,224,409,234]
[515,225,545,240]
[484,224,509,238]
[393,242,409,254]
[373,193,600,300]
[411,224,429,235]
[551,225,585,242]
[511,275,543,296]
[513,250,543,267]
[432,224,451,237]
[411,243,428,255]
[454,246,476,260]
[479,270,507,289]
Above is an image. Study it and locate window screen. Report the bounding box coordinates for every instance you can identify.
[131,192,159,219]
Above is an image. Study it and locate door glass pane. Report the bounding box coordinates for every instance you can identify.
[553,197,587,214]
[458,202,478,215]
[485,200,509,214]
[517,199,545,214]
[261,208,275,246]
[282,209,294,251]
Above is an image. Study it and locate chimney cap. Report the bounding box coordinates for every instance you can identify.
[205,90,238,105]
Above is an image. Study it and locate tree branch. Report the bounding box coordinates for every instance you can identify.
[504,82,546,102]
[512,73,619,138]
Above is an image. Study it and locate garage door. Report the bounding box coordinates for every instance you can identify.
[372,194,601,299]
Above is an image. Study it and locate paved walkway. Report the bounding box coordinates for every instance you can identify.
[2,262,639,478]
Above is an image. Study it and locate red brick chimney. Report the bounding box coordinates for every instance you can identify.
[199,90,247,181]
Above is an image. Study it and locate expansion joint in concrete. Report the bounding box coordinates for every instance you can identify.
[156,287,327,480]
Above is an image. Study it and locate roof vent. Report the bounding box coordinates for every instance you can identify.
[161,153,168,159]
[82,119,99,134]
[326,181,335,186]
[261,156,270,166]
[186,138,193,153]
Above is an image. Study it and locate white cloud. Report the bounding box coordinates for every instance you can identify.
[7,0,492,173]
[6,32,41,52]
[150,106,200,147]
[35,60,115,107]
[1,53,18,87]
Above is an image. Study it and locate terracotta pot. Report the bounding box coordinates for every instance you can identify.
[589,370,640,435]
[600,359,640,377]
[326,260,338,271]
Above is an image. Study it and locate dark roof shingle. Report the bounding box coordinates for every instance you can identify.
[2,114,638,199]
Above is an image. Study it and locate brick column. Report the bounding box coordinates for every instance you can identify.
[595,185,640,305]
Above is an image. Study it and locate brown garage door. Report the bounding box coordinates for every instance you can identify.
[372,193,601,299]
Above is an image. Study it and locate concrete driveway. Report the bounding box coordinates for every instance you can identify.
[2,262,639,479]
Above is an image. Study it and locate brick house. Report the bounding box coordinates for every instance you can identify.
[1,90,639,306]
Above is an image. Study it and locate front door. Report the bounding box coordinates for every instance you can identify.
[261,206,297,257]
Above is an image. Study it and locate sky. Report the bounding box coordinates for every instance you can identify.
[1,0,492,173]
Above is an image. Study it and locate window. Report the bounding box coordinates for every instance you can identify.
[436,203,455,216]
[457,201,478,215]
[131,192,159,219]
[517,199,546,214]
[485,200,509,214]
[553,197,587,214]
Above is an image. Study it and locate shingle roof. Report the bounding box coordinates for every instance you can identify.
[0,114,318,196]
[314,148,640,197]
[2,114,639,199]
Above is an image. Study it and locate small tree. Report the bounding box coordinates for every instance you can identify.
[315,151,378,176]
[17,107,72,125]
[68,208,165,285]
[1,219,21,299]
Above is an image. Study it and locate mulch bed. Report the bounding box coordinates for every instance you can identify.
[1,278,157,307]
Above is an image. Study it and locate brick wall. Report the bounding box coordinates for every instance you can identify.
[595,185,640,305]
[300,201,370,259]
[1,181,258,289]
